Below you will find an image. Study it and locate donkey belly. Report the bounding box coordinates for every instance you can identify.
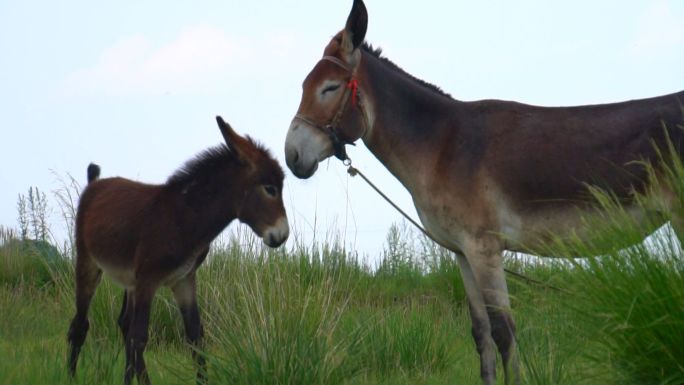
[500,203,667,257]
[93,256,136,289]
[409,178,671,258]
[163,255,200,287]
[92,248,205,289]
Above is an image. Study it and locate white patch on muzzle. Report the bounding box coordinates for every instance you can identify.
[284,119,334,178]
[263,216,289,247]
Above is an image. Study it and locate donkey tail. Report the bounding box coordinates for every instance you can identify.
[87,163,101,184]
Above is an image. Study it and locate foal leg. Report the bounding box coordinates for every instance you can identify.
[67,253,102,376]
[124,285,157,385]
[172,271,207,385]
[118,290,132,339]
[464,237,520,385]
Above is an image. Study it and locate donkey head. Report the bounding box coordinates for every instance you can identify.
[285,0,369,178]
[217,116,289,247]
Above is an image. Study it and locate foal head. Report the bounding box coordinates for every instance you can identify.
[285,0,369,178]
[215,116,289,247]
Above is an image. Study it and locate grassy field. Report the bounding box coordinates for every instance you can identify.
[2,212,683,385]
[3,143,684,384]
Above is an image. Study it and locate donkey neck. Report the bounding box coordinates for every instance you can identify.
[168,167,244,245]
[358,49,464,191]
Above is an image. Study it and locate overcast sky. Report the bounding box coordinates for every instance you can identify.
[1,0,683,260]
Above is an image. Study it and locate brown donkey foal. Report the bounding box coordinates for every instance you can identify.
[67,116,289,385]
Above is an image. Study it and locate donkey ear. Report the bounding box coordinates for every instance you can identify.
[216,115,237,146]
[216,116,249,162]
[341,0,368,55]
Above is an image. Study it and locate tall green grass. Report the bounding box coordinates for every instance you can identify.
[0,231,609,385]
[4,136,684,384]
[0,220,667,385]
[542,220,684,384]
[348,305,456,377]
[0,227,68,287]
[535,135,684,385]
[0,226,479,385]
[198,247,356,385]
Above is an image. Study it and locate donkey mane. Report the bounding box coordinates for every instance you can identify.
[166,137,276,188]
[166,144,234,188]
[360,42,453,100]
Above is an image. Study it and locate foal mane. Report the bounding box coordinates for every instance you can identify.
[360,42,453,100]
[166,145,235,188]
[166,136,275,188]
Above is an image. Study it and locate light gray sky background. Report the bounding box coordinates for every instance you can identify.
[1,1,683,260]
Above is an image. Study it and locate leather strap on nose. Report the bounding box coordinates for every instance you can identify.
[292,115,354,161]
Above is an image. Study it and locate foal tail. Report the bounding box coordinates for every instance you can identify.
[87,163,101,184]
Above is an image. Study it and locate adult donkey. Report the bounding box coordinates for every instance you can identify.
[284,1,684,383]
[68,116,289,385]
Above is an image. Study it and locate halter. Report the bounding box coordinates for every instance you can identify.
[293,55,368,161]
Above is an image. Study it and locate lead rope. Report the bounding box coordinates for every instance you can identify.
[345,159,569,293]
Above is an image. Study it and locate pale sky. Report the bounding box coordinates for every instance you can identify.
[1,0,683,260]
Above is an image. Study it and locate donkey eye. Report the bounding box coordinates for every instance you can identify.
[263,185,277,197]
[321,84,341,95]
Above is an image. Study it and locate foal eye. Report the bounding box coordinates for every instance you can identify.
[321,84,341,95]
[263,185,278,197]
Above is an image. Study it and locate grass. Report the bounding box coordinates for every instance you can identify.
[4,223,674,385]
[2,137,684,384]
[531,136,684,385]
[2,220,684,385]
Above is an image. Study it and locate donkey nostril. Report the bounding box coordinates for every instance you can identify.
[293,150,299,164]
[268,234,276,246]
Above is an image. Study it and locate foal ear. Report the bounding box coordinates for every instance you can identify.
[341,0,368,55]
[216,116,251,163]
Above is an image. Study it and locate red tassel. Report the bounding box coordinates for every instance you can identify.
[347,79,359,106]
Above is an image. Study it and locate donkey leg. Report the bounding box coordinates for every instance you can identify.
[67,254,102,376]
[464,238,520,385]
[124,286,156,385]
[455,252,497,385]
[118,290,132,339]
[172,271,207,385]
[481,268,519,385]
